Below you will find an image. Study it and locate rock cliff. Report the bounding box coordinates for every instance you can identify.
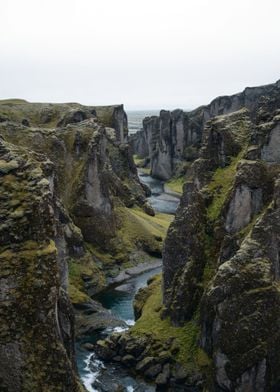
[130,80,280,180]
[0,100,165,391]
[0,101,164,270]
[0,138,82,391]
[162,85,280,390]
[3,80,280,391]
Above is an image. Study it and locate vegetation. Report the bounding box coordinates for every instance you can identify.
[133,154,151,174]
[165,176,184,194]
[139,167,151,175]
[133,155,146,167]
[0,98,28,105]
[68,204,174,297]
[206,155,241,221]
[131,275,212,374]
[113,206,173,257]
[68,254,106,304]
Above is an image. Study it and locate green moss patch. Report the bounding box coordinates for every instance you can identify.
[133,155,150,174]
[133,155,146,167]
[68,254,106,304]
[139,167,151,175]
[0,159,19,174]
[206,155,241,221]
[113,206,173,258]
[131,275,210,374]
[0,98,28,105]
[166,176,184,194]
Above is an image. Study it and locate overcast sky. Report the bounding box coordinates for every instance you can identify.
[0,0,279,110]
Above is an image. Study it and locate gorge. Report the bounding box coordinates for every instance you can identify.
[1,78,280,392]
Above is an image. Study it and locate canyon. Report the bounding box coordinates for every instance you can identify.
[1,79,280,392]
[0,100,170,391]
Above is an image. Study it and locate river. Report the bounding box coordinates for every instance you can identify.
[76,172,180,391]
[137,170,180,215]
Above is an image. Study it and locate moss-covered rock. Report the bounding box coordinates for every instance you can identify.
[0,100,165,276]
[162,181,207,325]
[160,99,280,390]
[0,100,169,390]
[0,138,82,391]
[130,79,280,180]
[95,275,211,388]
[119,86,280,390]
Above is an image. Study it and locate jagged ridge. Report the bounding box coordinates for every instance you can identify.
[130,79,280,180]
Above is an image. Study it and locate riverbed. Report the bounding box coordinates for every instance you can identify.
[76,267,162,391]
[76,172,180,391]
[138,170,179,215]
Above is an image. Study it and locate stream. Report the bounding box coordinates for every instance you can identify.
[138,170,180,215]
[76,172,180,391]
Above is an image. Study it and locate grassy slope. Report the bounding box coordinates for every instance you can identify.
[131,275,211,374]
[68,254,106,304]
[0,99,120,130]
[68,207,173,304]
[205,154,242,221]
[165,176,184,194]
[113,206,173,259]
[133,155,151,175]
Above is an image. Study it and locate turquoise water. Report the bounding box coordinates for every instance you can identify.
[95,266,162,323]
[77,268,161,392]
[77,173,180,391]
[138,170,179,214]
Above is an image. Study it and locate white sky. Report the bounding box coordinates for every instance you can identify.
[0,0,280,110]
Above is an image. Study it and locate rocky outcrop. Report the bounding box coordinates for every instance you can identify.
[94,276,192,391]
[0,101,153,260]
[161,94,280,390]
[0,138,82,391]
[131,79,280,180]
[94,332,181,389]
[162,181,206,325]
[201,197,280,391]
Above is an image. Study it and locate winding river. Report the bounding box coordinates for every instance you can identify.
[138,171,180,215]
[76,172,180,392]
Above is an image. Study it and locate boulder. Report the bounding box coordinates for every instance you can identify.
[136,357,155,372]
[144,364,162,379]
[121,354,136,367]
[95,340,116,361]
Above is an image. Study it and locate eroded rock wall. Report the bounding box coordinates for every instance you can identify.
[0,139,82,392]
[0,102,146,253]
[162,101,280,390]
[131,79,280,180]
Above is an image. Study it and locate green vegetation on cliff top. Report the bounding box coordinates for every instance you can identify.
[0,99,120,130]
[0,99,28,104]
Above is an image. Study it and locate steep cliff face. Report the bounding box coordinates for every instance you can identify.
[0,101,155,259]
[162,93,280,390]
[0,100,163,390]
[0,138,82,392]
[131,79,280,180]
